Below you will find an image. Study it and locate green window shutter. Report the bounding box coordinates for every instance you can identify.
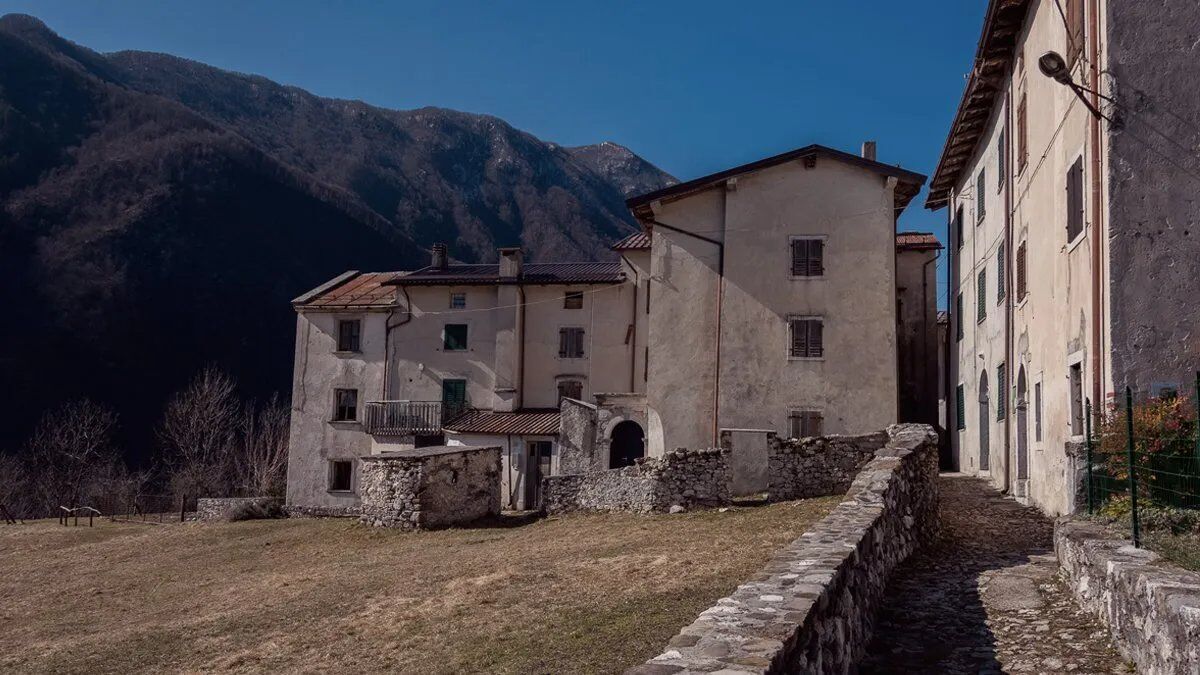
[997,363,1007,420]
[956,293,964,341]
[977,271,986,322]
[977,169,986,223]
[956,384,966,430]
[997,242,1006,304]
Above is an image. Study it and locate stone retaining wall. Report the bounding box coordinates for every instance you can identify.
[629,424,940,674]
[766,431,888,500]
[543,448,730,514]
[196,497,281,522]
[1055,519,1200,674]
[358,445,500,529]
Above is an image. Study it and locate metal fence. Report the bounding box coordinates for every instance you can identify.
[93,493,197,523]
[1084,376,1200,547]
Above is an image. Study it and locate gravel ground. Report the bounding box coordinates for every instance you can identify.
[860,474,1132,674]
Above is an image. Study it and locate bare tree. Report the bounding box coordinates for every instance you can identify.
[0,453,33,519]
[233,394,290,498]
[158,365,239,498]
[23,399,120,515]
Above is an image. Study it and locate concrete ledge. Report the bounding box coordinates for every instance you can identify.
[1055,519,1200,674]
[628,424,939,674]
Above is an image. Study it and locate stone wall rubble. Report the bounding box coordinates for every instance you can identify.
[543,447,729,514]
[196,497,281,521]
[358,445,500,529]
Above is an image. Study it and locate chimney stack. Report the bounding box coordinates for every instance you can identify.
[861,141,877,162]
[431,243,448,270]
[498,247,523,279]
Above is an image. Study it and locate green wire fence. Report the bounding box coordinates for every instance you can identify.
[1085,372,1200,547]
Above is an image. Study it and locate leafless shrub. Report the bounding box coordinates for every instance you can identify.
[22,399,121,516]
[232,394,290,499]
[158,365,239,499]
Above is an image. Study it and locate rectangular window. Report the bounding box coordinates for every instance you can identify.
[1066,0,1085,66]
[1016,241,1028,300]
[563,291,584,309]
[788,410,823,438]
[997,363,1008,420]
[976,169,986,223]
[559,327,585,358]
[337,319,361,352]
[557,380,583,405]
[329,460,353,492]
[955,205,964,248]
[1069,362,1084,436]
[1067,156,1085,242]
[997,242,1006,304]
[442,379,467,408]
[997,130,1006,190]
[956,293,964,341]
[976,270,987,323]
[1035,381,1043,441]
[333,388,358,422]
[956,384,966,430]
[1017,93,1028,173]
[443,324,468,351]
[449,292,466,309]
[788,318,824,359]
[790,237,825,277]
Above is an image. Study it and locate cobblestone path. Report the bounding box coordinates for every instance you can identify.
[860,475,1131,674]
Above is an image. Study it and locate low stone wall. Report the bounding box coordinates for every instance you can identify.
[358,445,500,530]
[285,504,361,518]
[196,497,281,522]
[543,448,730,514]
[630,424,939,674]
[767,431,888,500]
[1055,519,1200,674]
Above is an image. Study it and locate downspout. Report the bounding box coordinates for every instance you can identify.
[647,218,725,445]
[382,285,413,400]
[1088,0,1104,413]
[620,254,639,392]
[1004,86,1015,494]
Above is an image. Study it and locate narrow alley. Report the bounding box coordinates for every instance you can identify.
[860,475,1130,674]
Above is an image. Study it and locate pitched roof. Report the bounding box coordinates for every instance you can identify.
[384,261,624,286]
[626,144,927,220]
[896,232,944,251]
[612,231,651,251]
[926,0,1032,209]
[292,271,404,309]
[443,409,561,436]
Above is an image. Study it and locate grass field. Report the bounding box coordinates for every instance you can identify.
[0,498,838,674]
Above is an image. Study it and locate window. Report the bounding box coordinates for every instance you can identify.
[1035,381,1043,441]
[449,292,466,309]
[1016,241,1028,300]
[955,293,964,342]
[955,205,964,249]
[788,318,824,359]
[563,291,584,309]
[976,169,986,223]
[1067,156,1085,242]
[956,384,966,430]
[997,363,1008,420]
[1017,93,1028,173]
[557,380,583,405]
[333,389,358,422]
[443,324,468,351]
[337,319,361,352]
[1065,0,1085,66]
[329,460,353,492]
[442,379,467,408]
[997,130,1006,191]
[559,327,585,358]
[1069,362,1084,436]
[997,242,1006,305]
[790,237,825,277]
[976,270,987,323]
[788,410,823,438]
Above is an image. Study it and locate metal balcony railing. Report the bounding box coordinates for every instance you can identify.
[363,401,467,436]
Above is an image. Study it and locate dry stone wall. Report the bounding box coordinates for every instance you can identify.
[543,448,729,514]
[629,424,940,674]
[196,497,281,521]
[1056,519,1200,674]
[358,445,500,529]
[766,431,887,500]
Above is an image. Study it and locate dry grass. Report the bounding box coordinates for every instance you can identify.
[0,498,838,674]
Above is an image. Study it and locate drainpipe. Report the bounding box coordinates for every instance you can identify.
[1088,0,1104,412]
[1003,85,1015,494]
[382,285,414,400]
[648,218,725,445]
[620,254,639,392]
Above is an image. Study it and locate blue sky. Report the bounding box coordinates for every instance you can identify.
[4,0,986,306]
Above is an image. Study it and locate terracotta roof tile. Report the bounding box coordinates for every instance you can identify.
[296,271,404,308]
[387,262,623,286]
[896,232,943,250]
[443,409,560,435]
[612,231,651,251]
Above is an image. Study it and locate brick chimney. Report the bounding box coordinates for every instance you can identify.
[861,141,877,162]
[431,243,448,270]
[498,247,523,279]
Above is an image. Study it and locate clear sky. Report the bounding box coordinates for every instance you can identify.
[3,0,987,307]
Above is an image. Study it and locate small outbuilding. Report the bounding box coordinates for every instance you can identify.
[358,445,500,530]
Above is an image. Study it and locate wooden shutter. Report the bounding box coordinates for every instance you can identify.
[997,243,1006,303]
[1017,94,1028,172]
[1016,242,1027,299]
[791,239,806,276]
[955,293,964,341]
[997,363,1007,420]
[976,169,986,222]
[808,240,824,276]
[558,329,568,357]
[790,319,806,357]
[1066,0,1084,65]
[809,320,823,358]
[1067,157,1084,241]
[956,384,966,430]
[977,271,986,322]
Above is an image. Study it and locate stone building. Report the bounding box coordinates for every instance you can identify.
[931,0,1200,514]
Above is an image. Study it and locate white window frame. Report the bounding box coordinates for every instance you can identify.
[1066,144,1089,252]
[334,316,363,354]
[788,234,828,280]
[449,291,467,309]
[331,388,359,423]
[441,322,470,352]
[1066,350,1087,440]
[328,459,355,493]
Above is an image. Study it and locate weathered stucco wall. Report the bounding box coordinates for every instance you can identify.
[1105,0,1200,399]
[358,445,500,529]
[1056,519,1200,674]
[630,424,939,674]
[896,246,941,428]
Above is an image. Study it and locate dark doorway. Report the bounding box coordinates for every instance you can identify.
[524,441,552,509]
[1016,366,1029,483]
[979,371,990,472]
[609,420,645,468]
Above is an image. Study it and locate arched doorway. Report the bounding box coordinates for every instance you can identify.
[978,371,990,472]
[610,420,645,468]
[1016,366,1029,484]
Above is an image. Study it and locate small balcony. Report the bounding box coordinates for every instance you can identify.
[363,401,467,436]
